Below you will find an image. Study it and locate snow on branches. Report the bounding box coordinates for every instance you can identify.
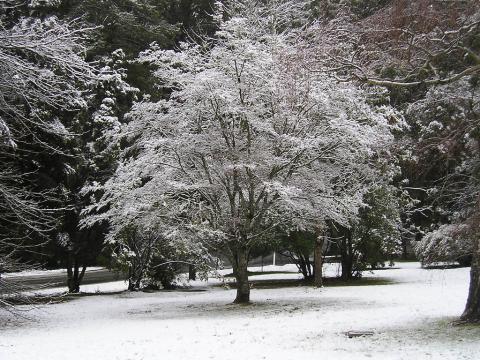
[0,16,94,145]
[84,0,397,301]
[414,224,473,266]
[0,14,94,298]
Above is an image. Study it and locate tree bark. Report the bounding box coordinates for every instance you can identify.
[401,238,409,260]
[341,256,353,280]
[128,264,143,291]
[340,230,354,280]
[314,237,324,287]
[67,256,86,293]
[189,265,196,281]
[232,247,250,303]
[461,239,480,322]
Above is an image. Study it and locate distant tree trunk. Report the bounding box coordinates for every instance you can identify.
[232,246,250,303]
[283,251,313,280]
[67,255,86,293]
[461,240,480,322]
[340,230,354,280]
[298,254,312,279]
[401,238,409,260]
[127,265,143,291]
[341,255,353,280]
[314,237,324,287]
[189,264,196,281]
[160,278,176,290]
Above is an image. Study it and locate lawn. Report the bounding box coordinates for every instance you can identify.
[1,262,478,360]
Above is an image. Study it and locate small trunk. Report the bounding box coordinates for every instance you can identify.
[128,278,137,291]
[461,240,480,322]
[300,257,308,279]
[341,257,353,280]
[67,258,86,293]
[401,238,409,260]
[233,248,250,303]
[188,265,196,281]
[340,229,354,280]
[340,240,354,280]
[128,266,141,291]
[314,237,324,287]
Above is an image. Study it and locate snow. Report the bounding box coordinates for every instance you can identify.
[1,262,478,360]
[3,267,104,278]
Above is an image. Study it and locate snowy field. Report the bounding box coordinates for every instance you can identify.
[1,262,478,360]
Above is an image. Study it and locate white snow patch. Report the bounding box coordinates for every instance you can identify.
[0,262,478,360]
[3,267,104,278]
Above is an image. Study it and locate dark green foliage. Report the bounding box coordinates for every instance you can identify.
[278,231,315,279]
[57,0,178,57]
[354,187,402,269]
[328,186,403,279]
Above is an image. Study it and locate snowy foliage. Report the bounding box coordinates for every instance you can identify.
[414,224,473,265]
[85,50,139,174]
[109,225,212,290]
[0,16,92,142]
[0,14,93,300]
[28,0,61,8]
[407,77,480,265]
[352,185,405,268]
[84,0,396,280]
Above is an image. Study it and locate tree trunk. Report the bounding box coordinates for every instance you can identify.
[232,247,250,303]
[314,237,324,287]
[128,264,143,291]
[128,277,136,291]
[67,256,86,293]
[341,256,353,280]
[298,255,309,279]
[401,238,409,260]
[189,265,196,281]
[461,240,480,322]
[341,231,354,280]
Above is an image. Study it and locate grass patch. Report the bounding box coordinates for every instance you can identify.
[452,319,480,328]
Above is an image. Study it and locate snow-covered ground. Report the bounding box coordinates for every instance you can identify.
[2,267,104,279]
[1,262,478,360]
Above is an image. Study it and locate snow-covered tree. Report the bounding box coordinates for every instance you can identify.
[53,48,139,294]
[84,0,395,303]
[0,14,94,305]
